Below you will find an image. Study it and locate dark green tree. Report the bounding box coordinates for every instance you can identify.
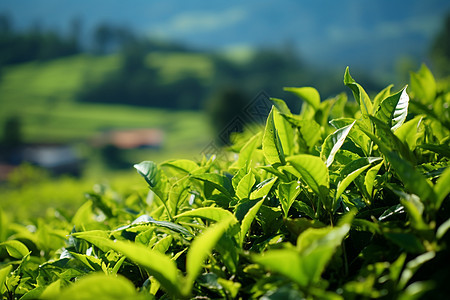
[1,115,23,162]
[2,115,22,148]
[205,88,250,145]
[430,13,450,77]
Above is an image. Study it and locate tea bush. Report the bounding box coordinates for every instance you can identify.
[1,65,449,299]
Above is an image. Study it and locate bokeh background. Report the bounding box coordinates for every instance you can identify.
[0,0,449,218]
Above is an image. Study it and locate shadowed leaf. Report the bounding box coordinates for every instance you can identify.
[191,173,234,197]
[240,199,265,245]
[279,181,301,218]
[185,218,235,293]
[286,155,329,200]
[0,240,29,259]
[336,157,382,201]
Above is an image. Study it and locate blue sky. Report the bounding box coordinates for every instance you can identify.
[1,0,449,74]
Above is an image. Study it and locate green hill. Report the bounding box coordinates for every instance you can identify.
[0,54,213,163]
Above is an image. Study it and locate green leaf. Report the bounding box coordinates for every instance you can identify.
[364,161,383,200]
[388,185,428,230]
[232,167,247,190]
[321,121,355,167]
[296,225,350,285]
[217,278,241,298]
[116,214,193,238]
[0,265,12,295]
[399,281,435,300]
[378,204,405,221]
[286,155,329,200]
[310,288,344,300]
[278,181,301,218]
[364,116,415,163]
[71,200,94,228]
[257,165,289,182]
[250,177,277,200]
[329,92,348,120]
[284,217,325,236]
[74,235,182,297]
[253,248,307,286]
[384,150,434,203]
[152,235,173,253]
[257,206,283,235]
[39,279,61,299]
[134,161,160,188]
[18,287,46,300]
[278,109,321,153]
[399,251,435,289]
[234,132,261,170]
[284,87,320,110]
[409,64,436,105]
[292,201,315,219]
[69,252,102,271]
[434,166,450,210]
[161,159,199,175]
[135,228,154,246]
[71,230,111,252]
[185,217,235,293]
[134,161,169,216]
[335,157,382,201]
[175,207,237,224]
[263,107,285,165]
[57,273,143,300]
[0,240,29,259]
[417,144,450,158]
[400,196,428,231]
[373,84,393,112]
[330,118,370,156]
[254,225,349,287]
[375,85,409,131]
[273,105,295,156]
[111,256,127,275]
[390,253,407,283]
[216,234,240,274]
[436,218,450,240]
[317,98,336,127]
[191,173,234,197]
[395,115,423,150]
[384,232,426,253]
[240,199,265,245]
[168,177,190,216]
[296,118,322,152]
[344,67,373,116]
[297,224,350,253]
[270,97,292,115]
[236,171,256,200]
[0,209,7,243]
[352,218,381,234]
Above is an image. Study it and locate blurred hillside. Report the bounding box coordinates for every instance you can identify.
[0,16,346,144]
[1,8,450,179]
[1,0,449,79]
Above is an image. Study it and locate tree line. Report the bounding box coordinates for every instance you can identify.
[1,13,448,146]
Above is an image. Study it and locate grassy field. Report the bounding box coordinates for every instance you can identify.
[0,54,214,163]
[145,51,215,84]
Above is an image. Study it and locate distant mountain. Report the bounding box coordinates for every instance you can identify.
[1,0,449,78]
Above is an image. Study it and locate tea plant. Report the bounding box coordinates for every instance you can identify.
[1,65,449,299]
